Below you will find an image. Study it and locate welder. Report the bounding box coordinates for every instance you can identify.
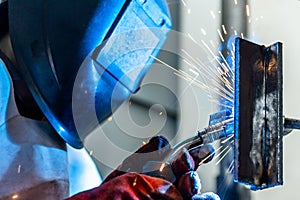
[0,0,219,199]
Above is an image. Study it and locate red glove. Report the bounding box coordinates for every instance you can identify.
[67,136,220,200]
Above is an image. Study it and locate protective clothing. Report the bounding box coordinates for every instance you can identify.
[67,136,220,200]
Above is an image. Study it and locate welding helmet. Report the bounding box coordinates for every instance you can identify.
[0,0,8,37]
[8,0,172,148]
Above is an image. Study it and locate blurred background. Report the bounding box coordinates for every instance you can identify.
[84,0,300,199]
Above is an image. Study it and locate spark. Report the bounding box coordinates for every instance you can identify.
[159,111,163,116]
[142,141,147,145]
[196,69,234,101]
[201,40,223,68]
[196,145,224,166]
[201,28,207,36]
[181,0,191,14]
[214,145,230,160]
[188,68,199,77]
[216,147,232,165]
[108,116,113,122]
[153,48,234,103]
[210,10,216,19]
[159,163,166,172]
[201,41,234,93]
[181,0,187,7]
[217,51,235,78]
[151,55,178,72]
[221,25,227,35]
[246,4,250,17]
[179,69,192,78]
[196,58,229,85]
[221,134,234,144]
[17,165,21,174]
[151,55,203,92]
[132,176,137,186]
[181,49,224,95]
[241,32,244,39]
[226,160,235,174]
[89,150,94,156]
[187,33,200,45]
[173,72,190,82]
[198,151,215,166]
[12,194,18,199]
[182,58,195,69]
[210,40,216,48]
[217,29,225,42]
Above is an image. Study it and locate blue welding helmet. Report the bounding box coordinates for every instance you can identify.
[8,0,172,148]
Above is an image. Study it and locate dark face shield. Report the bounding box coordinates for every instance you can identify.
[9,0,172,148]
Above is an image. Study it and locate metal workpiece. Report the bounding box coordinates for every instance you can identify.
[284,117,300,130]
[234,38,283,190]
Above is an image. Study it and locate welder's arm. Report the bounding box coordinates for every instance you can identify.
[67,136,220,200]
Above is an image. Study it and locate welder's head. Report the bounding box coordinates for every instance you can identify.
[8,0,172,148]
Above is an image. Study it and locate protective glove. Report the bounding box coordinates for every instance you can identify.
[67,136,220,200]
